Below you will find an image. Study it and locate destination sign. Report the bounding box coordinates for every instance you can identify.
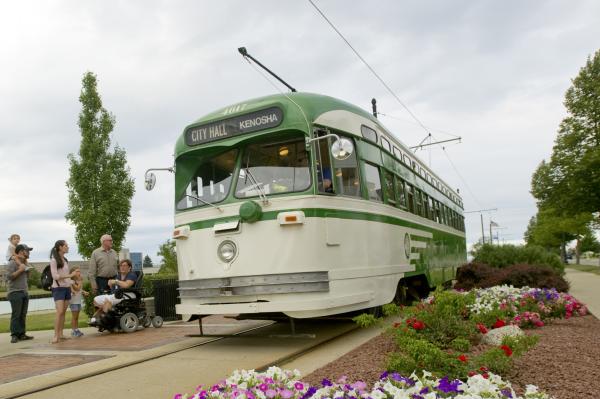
[185,107,283,146]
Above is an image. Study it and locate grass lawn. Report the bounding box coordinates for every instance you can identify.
[566,264,600,275]
[0,311,90,333]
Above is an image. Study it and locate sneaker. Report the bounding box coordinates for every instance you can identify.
[71,330,78,337]
[11,336,20,344]
[76,329,84,337]
[19,334,34,340]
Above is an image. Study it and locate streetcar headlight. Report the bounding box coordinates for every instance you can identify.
[218,240,237,263]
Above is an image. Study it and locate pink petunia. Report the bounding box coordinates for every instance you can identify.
[294,382,304,391]
[266,389,277,398]
[280,389,293,399]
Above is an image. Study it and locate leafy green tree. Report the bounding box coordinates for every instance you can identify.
[580,231,600,254]
[157,240,178,274]
[531,50,600,220]
[143,254,154,268]
[66,72,135,258]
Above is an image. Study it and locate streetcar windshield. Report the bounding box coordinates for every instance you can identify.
[235,137,310,198]
[176,149,238,210]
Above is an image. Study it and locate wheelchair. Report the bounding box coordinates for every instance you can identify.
[91,271,164,333]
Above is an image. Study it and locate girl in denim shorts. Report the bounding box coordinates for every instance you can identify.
[69,266,88,337]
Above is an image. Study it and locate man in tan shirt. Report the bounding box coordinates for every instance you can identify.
[88,234,118,294]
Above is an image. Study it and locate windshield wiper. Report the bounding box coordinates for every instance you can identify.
[185,194,223,212]
[244,168,269,205]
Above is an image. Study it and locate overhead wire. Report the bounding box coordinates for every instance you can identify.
[307,0,432,137]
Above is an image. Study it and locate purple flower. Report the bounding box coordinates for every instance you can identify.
[351,381,367,391]
[379,371,389,380]
[173,394,183,399]
[259,384,269,392]
[321,379,333,387]
[436,376,462,394]
[419,387,429,394]
[266,389,277,398]
[280,389,293,399]
[410,395,424,399]
[300,386,317,399]
[501,388,513,398]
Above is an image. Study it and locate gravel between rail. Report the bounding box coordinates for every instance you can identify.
[303,314,600,399]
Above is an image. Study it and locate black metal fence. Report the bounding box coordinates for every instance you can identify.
[153,279,181,321]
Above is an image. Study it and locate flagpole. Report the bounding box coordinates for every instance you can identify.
[489,220,493,246]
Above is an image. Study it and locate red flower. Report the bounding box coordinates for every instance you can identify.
[479,366,488,372]
[493,319,506,329]
[412,320,426,330]
[468,371,476,377]
[458,354,468,363]
[482,373,490,379]
[500,345,513,357]
[476,323,488,334]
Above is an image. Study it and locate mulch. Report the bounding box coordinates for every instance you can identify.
[304,314,600,399]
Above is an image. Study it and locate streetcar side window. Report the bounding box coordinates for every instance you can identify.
[406,184,415,213]
[177,149,238,210]
[415,189,423,217]
[395,177,407,209]
[422,193,430,219]
[235,137,310,198]
[383,171,396,205]
[428,196,435,221]
[361,125,377,143]
[381,137,391,153]
[364,163,383,202]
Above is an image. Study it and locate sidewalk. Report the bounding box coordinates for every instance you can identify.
[565,268,600,316]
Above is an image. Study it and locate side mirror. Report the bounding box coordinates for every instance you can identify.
[145,173,156,191]
[331,137,354,161]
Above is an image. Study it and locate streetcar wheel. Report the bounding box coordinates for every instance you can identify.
[119,312,139,333]
[151,316,164,328]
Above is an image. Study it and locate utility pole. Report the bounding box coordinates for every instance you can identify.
[464,208,498,244]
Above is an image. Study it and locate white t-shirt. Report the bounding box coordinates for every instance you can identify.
[6,243,15,262]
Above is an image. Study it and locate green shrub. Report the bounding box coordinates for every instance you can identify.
[472,244,564,274]
[353,313,380,328]
[389,333,469,379]
[473,347,513,374]
[27,268,42,289]
[382,303,402,316]
[450,337,471,352]
[82,281,95,318]
[501,334,539,357]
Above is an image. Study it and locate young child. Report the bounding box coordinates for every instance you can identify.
[6,234,20,262]
[69,267,89,337]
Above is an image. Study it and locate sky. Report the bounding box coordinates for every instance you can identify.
[1,1,599,263]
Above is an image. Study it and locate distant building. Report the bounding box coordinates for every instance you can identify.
[130,252,143,271]
[119,248,130,262]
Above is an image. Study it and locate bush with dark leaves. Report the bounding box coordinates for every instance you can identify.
[455,263,569,292]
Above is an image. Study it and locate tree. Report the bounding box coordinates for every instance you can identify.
[157,239,178,274]
[143,254,154,268]
[66,72,135,258]
[531,50,600,220]
[580,231,600,254]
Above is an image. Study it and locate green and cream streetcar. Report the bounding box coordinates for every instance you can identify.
[146,92,466,318]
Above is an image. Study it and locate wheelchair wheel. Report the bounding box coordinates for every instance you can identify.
[151,315,164,328]
[142,316,152,328]
[120,312,139,333]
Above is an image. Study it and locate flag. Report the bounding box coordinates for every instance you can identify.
[490,220,499,227]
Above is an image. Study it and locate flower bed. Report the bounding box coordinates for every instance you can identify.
[173,367,553,399]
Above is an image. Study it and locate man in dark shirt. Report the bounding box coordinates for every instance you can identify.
[6,244,35,343]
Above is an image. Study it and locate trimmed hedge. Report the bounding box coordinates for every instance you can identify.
[472,244,564,275]
[142,273,178,297]
[455,263,569,292]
